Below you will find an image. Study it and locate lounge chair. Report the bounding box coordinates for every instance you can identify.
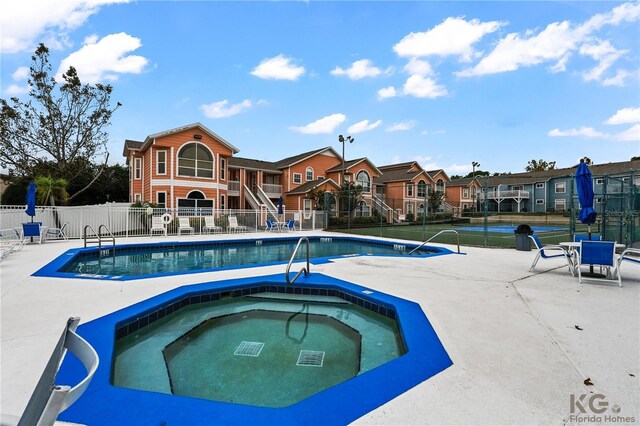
[265,219,277,232]
[617,248,640,281]
[22,222,45,244]
[577,240,621,287]
[227,216,247,233]
[150,216,167,236]
[45,222,69,241]
[283,219,295,232]
[177,217,194,235]
[1,229,26,263]
[203,216,222,234]
[528,235,573,275]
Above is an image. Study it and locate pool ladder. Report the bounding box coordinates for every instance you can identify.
[409,230,460,254]
[286,237,310,284]
[83,224,116,256]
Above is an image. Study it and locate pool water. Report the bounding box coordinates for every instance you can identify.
[60,237,438,278]
[113,292,405,407]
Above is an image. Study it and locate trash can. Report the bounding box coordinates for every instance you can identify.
[514,224,533,251]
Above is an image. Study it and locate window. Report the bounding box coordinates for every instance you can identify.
[418,203,425,216]
[555,182,566,193]
[220,195,225,211]
[536,199,544,204]
[355,201,370,217]
[220,158,226,180]
[304,198,312,219]
[355,170,370,192]
[407,183,414,197]
[293,173,302,184]
[156,151,166,175]
[555,199,566,211]
[177,190,213,212]
[134,158,142,180]
[156,192,166,208]
[595,178,603,185]
[407,203,414,214]
[535,183,544,189]
[317,176,325,180]
[463,188,469,198]
[417,180,427,198]
[177,143,214,178]
[134,193,142,203]
[436,179,444,192]
[305,167,314,182]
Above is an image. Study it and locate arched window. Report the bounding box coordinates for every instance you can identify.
[417,180,427,198]
[436,178,445,192]
[418,203,425,216]
[356,201,369,217]
[355,170,370,192]
[177,143,214,178]
[305,167,314,181]
[178,190,213,211]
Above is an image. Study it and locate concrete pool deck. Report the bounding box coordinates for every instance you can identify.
[1,231,638,425]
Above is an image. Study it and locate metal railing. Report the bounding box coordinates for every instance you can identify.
[83,224,115,254]
[286,237,310,284]
[487,190,530,200]
[409,230,460,254]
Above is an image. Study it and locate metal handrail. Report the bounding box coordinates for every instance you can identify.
[409,230,460,254]
[83,224,98,248]
[286,237,310,284]
[83,224,116,254]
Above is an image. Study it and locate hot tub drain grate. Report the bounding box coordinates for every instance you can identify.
[297,350,325,367]
[234,341,264,357]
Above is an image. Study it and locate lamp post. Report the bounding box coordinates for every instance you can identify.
[338,134,354,185]
[472,161,480,211]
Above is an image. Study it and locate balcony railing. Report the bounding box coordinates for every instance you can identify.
[487,190,530,199]
[262,183,282,197]
[228,181,240,193]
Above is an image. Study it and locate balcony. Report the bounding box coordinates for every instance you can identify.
[262,183,282,198]
[228,181,240,195]
[487,190,530,200]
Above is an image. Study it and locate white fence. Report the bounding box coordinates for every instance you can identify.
[0,204,325,240]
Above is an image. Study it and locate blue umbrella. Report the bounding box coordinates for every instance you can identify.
[277,196,284,215]
[25,182,36,221]
[575,159,596,235]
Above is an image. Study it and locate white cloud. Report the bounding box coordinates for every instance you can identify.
[457,2,640,79]
[604,107,640,125]
[403,75,448,99]
[290,113,346,134]
[377,86,397,100]
[603,69,631,87]
[4,84,29,96]
[393,17,504,61]
[331,59,389,80]
[547,127,608,138]
[386,121,415,132]
[403,58,434,77]
[348,119,382,134]
[55,33,148,84]
[579,39,626,82]
[12,66,30,81]
[250,54,305,81]
[0,0,129,54]
[200,99,254,119]
[614,124,640,141]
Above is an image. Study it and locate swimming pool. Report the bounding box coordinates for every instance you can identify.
[35,236,453,280]
[55,274,452,425]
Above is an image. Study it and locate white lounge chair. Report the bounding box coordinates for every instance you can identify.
[1,229,26,262]
[227,216,247,233]
[150,216,167,236]
[203,216,222,234]
[45,222,69,241]
[177,217,194,235]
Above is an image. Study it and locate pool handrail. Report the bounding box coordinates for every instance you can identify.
[409,230,460,254]
[17,317,99,426]
[83,224,115,253]
[286,237,310,284]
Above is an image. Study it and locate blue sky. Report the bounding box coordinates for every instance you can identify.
[2,1,639,176]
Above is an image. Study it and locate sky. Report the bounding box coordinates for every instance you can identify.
[1,1,639,177]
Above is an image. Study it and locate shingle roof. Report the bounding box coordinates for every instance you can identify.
[325,157,382,175]
[122,140,143,157]
[286,178,341,195]
[228,157,281,172]
[378,161,417,171]
[273,147,337,168]
[374,168,423,183]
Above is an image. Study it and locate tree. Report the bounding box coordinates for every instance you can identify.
[428,188,444,214]
[0,43,121,202]
[526,159,556,172]
[35,176,68,206]
[336,182,363,217]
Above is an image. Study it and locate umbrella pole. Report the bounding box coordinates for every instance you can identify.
[588,224,593,274]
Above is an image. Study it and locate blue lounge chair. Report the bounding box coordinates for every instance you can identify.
[577,240,621,287]
[283,219,295,232]
[265,219,277,232]
[574,234,602,242]
[528,235,573,275]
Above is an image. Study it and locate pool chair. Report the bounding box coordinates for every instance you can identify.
[577,240,621,287]
[150,216,167,237]
[1,229,26,263]
[14,317,98,426]
[574,234,602,242]
[528,235,574,276]
[45,222,69,241]
[177,217,194,235]
[227,216,247,233]
[265,219,277,232]
[283,219,295,232]
[618,248,640,282]
[203,216,222,234]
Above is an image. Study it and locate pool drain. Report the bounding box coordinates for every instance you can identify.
[297,350,325,367]
[234,341,264,357]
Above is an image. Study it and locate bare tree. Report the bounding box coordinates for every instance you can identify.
[0,43,121,201]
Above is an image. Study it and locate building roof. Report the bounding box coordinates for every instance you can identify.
[378,161,417,171]
[446,177,482,187]
[325,157,382,175]
[228,157,281,172]
[286,178,341,195]
[122,140,143,157]
[273,147,339,169]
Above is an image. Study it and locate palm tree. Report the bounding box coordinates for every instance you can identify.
[35,176,69,228]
